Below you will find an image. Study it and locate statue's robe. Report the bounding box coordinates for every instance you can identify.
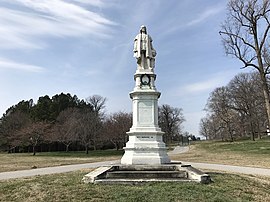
[133,33,154,60]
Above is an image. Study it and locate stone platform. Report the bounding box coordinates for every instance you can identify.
[83,163,211,184]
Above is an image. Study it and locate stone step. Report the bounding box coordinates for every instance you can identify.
[116,165,178,171]
[82,165,212,184]
[106,170,187,179]
[94,178,193,185]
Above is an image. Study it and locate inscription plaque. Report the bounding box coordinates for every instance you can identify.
[138,101,153,124]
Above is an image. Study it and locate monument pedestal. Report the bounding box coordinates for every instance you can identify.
[83,26,211,184]
[121,70,170,165]
[120,131,170,165]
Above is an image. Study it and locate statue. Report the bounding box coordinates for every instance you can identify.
[133,25,156,70]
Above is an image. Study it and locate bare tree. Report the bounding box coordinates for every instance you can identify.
[51,108,79,152]
[103,112,132,150]
[200,115,222,141]
[76,108,101,153]
[202,72,268,141]
[0,111,31,152]
[220,0,270,126]
[18,121,51,155]
[199,117,211,140]
[227,72,266,140]
[86,95,107,118]
[158,104,185,143]
[206,87,238,141]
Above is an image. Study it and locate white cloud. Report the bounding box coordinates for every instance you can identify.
[0,0,116,49]
[184,77,222,93]
[160,4,224,38]
[176,70,237,96]
[187,5,224,26]
[0,58,45,73]
[16,0,114,25]
[70,0,106,7]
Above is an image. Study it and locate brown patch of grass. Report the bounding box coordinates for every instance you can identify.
[0,153,120,172]
[170,142,270,168]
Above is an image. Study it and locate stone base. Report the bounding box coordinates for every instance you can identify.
[82,163,212,184]
[121,147,170,165]
[121,130,171,165]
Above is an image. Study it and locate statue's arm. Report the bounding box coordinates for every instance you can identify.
[149,36,156,57]
[133,38,138,53]
[133,35,140,52]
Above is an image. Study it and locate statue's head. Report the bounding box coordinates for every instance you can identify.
[140,25,147,34]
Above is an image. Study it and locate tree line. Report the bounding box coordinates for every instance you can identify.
[0,93,185,154]
[202,0,270,141]
[208,0,270,141]
[200,72,268,141]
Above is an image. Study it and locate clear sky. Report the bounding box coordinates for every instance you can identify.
[0,0,251,136]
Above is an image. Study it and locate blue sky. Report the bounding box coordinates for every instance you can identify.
[0,0,250,136]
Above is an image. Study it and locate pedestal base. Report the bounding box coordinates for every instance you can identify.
[121,148,170,165]
[121,131,171,165]
[121,70,170,165]
[83,163,212,184]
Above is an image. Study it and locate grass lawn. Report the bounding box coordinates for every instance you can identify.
[0,170,269,202]
[1,137,270,172]
[0,150,123,172]
[1,139,270,201]
[171,137,270,168]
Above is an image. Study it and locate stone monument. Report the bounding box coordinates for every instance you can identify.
[120,25,170,165]
[82,26,211,184]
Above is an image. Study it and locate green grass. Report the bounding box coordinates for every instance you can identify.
[0,170,270,201]
[197,137,270,156]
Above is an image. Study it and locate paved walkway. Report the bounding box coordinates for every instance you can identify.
[182,161,270,176]
[170,146,270,176]
[0,160,119,181]
[168,145,190,155]
[1,146,270,180]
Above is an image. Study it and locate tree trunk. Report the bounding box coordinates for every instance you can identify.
[33,145,36,156]
[255,34,270,128]
[65,144,69,152]
[250,120,255,141]
[93,139,97,150]
[85,146,89,154]
[253,15,270,129]
[116,142,120,151]
[260,72,270,127]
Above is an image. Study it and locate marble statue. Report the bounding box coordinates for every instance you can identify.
[120,25,170,165]
[133,25,156,70]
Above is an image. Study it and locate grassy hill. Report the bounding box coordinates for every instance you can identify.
[171,136,270,168]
